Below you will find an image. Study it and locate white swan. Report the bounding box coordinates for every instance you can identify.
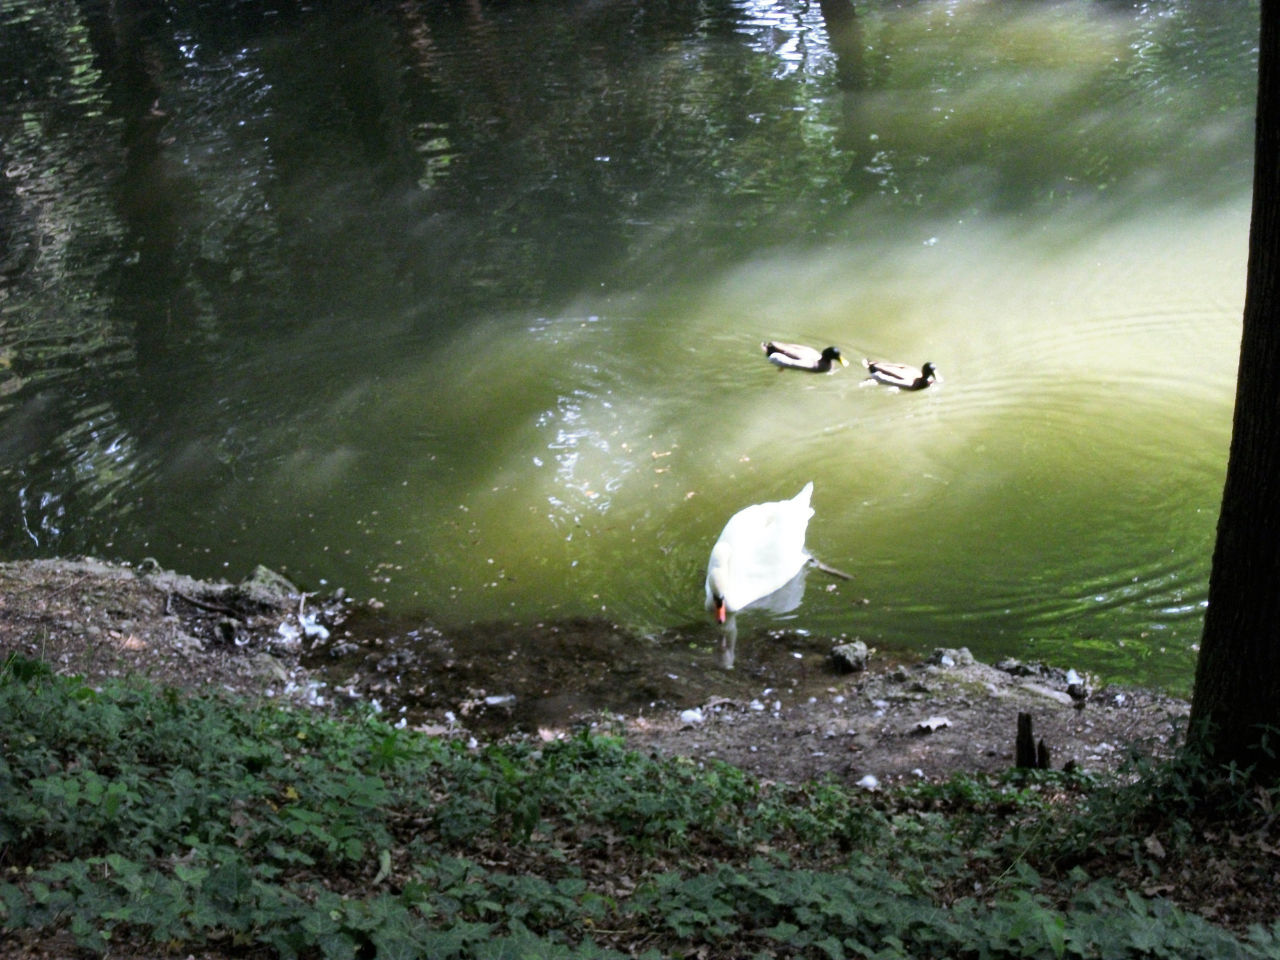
[705,482,816,666]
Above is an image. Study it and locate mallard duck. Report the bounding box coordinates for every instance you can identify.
[862,358,938,390]
[705,482,814,630]
[762,341,849,373]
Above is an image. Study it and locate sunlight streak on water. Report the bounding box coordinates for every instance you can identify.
[240,197,1246,691]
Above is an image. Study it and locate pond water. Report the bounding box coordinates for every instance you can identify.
[0,0,1257,692]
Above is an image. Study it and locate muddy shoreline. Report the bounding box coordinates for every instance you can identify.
[0,557,1190,785]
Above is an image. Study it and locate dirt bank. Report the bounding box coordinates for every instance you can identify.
[0,557,1190,785]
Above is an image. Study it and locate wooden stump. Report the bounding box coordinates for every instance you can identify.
[1015,711,1051,770]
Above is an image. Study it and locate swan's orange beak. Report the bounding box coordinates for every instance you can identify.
[714,601,727,624]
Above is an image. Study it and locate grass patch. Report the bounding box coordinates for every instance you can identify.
[1,655,1277,959]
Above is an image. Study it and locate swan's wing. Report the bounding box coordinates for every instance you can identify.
[711,499,812,609]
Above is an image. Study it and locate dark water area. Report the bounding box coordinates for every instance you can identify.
[0,0,1260,693]
[303,611,813,736]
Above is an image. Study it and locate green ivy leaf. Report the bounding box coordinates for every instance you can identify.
[203,860,253,910]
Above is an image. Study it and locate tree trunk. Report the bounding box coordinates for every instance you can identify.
[1189,1,1280,780]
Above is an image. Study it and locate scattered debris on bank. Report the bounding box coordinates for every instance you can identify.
[0,558,1189,785]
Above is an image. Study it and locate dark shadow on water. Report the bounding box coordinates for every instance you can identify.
[304,609,859,736]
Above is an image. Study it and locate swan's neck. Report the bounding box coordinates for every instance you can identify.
[706,547,732,619]
[717,617,737,669]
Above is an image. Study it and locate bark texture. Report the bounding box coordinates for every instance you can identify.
[1189,1,1280,779]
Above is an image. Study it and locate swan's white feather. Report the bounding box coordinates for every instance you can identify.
[705,481,814,619]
